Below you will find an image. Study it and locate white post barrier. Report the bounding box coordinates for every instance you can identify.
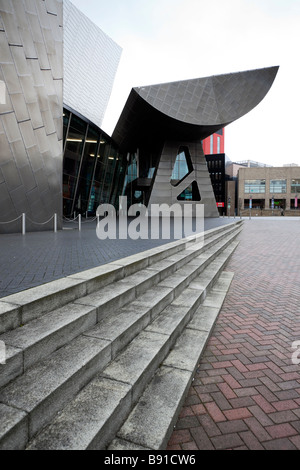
[78,214,81,232]
[22,213,26,235]
[54,213,57,233]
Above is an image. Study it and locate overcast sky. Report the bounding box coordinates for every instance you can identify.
[69,0,300,167]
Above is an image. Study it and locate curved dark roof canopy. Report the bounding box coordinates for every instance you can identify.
[112,66,279,151]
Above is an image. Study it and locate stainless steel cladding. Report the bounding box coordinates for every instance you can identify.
[63,0,122,129]
[0,0,63,233]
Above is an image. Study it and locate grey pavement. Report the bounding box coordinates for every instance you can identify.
[0,216,235,299]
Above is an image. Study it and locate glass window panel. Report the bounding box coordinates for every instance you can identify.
[63,173,77,201]
[64,114,87,177]
[171,148,192,182]
[75,177,91,211]
[291,179,300,193]
[88,180,103,213]
[97,137,110,164]
[80,127,99,182]
[68,113,87,134]
[63,198,73,218]
[94,159,106,186]
[110,157,127,208]
[244,180,266,193]
[177,181,201,201]
[270,180,287,193]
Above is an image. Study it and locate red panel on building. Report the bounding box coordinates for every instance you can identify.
[202,128,225,155]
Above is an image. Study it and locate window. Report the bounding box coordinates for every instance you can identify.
[177,181,201,202]
[270,180,287,194]
[171,147,193,183]
[244,180,266,193]
[291,179,300,194]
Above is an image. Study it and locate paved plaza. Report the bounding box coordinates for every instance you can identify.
[1,216,300,450]
[167,217,300,450]
[0,217,232,298]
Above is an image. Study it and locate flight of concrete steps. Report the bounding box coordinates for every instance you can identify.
[0,220,243,450]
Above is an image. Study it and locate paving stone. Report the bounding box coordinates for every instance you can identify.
[167,219,300,450]
[0,219,233,298]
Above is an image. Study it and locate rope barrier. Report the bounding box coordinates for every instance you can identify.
[80,216,98,224]
[63,215,80,222]
[0,213,98,234]
[26,215,55,225]
[0,215,22,224]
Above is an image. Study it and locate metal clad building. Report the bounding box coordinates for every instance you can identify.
[0,0,122,232]
[0,0,63,233]
[0,0,279,232]
[63,0,122,129]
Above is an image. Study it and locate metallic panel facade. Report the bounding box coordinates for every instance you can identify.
[63,0,122,129]
[0,0,63,233]
[136,67,279,128]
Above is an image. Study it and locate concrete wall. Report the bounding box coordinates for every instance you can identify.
[0,0,63,233]
[148,138,219,218]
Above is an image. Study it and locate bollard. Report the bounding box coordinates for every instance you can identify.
[54,213,57,233]
[22,213,26,235]
[78,214,81,232]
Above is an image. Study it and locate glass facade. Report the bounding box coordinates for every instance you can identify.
[270,179,287,193]
[171,148,191,182]
[244,180,266,193]
[177,182,201,201]
[63,108,126,217]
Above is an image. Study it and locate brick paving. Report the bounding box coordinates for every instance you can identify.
[167,218,300,451]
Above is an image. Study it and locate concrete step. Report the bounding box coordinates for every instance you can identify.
[0,221,242,334]
[109,271,234,451]
[0,223,242,389]
[0,221,242,450]
[24,242,239,450]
